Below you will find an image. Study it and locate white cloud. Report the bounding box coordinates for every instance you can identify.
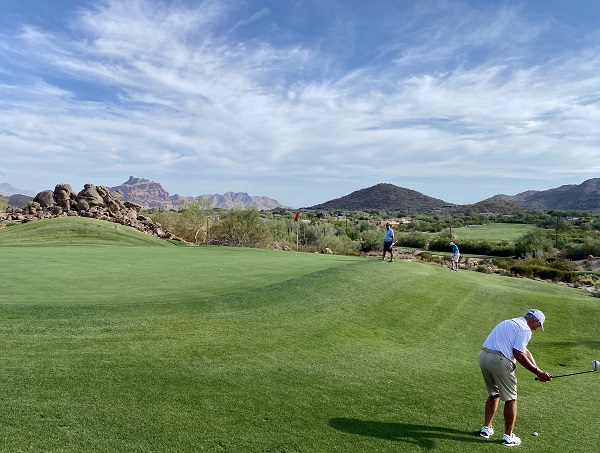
[1,0,600,206]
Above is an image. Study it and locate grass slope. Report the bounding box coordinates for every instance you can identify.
[451,223,537,243]
[0,216,175,247]
[0,222,598,452]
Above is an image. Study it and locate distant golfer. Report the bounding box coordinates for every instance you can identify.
[381,223,394,262]
[449,241,459,271]
[478,309,552,447]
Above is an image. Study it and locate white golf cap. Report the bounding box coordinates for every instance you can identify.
[449,242,454,246]
[527,309,545,330]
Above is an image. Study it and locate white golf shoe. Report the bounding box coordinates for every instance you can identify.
[502,433,521,447]
[479,426,494,438]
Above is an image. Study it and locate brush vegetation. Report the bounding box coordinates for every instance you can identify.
[0,218,598,452]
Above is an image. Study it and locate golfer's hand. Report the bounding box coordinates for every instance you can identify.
[537,371,552,382]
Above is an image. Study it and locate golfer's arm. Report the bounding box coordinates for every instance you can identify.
[524,348,537,367]
[513,348,542,376]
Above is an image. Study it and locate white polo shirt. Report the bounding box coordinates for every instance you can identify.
[482,317,532,363]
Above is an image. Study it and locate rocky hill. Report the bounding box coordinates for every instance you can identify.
[8,194,34,207]
[6,177,600,213]
[484,178,600,211]
[110,176,187,210]
[1,183,180,241]
[307,183,450,212]
[200,192,286,210]
[0,183,36,197]
[309,178,600,213]
[110,176,286,210]
[453,198,526,216]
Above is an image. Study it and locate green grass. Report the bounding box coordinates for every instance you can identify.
[0,218,599,452]
[451,223,537,243]
[0,216,176,247]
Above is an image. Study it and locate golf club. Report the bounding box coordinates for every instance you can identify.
[536,359,599,380]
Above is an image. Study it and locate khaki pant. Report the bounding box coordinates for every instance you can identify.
[479,348,517,401]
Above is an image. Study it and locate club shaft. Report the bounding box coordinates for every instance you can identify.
[536,369,595,380]
[552,370,595,378]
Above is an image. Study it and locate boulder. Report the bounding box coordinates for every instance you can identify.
[77,184,104,207]
[26,183,183,242]
[34,190,56,208]
[55,183,75,209]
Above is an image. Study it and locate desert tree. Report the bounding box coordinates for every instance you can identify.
[149,197,211,243]
[209,208,271,248]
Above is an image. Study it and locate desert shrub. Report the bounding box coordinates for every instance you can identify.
[509,263,578,282]
[148,199,211,243]
[417,252,445,265]
[418,251,433,260]
[428,237,452,252]
[428,237,515,256]
[510,264,535,278]
[485,243,516,257]
[561,239,600,260]
[514,229,554,258]
[358,229,383,253]
[210,209,271,248]
[545,258,579,272]
[476,265,491,274]
[315,233,361,256]
[492,257,516,270]
[395,232,428,248]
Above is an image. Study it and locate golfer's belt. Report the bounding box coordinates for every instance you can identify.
[481,347,504,356]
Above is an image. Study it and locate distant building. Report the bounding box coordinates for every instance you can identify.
[377,218,412,227]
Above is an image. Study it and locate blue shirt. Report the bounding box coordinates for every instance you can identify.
[451,244,459,254]
[384,228,394,242]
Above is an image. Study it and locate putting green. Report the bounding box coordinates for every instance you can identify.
[0,218,598,452]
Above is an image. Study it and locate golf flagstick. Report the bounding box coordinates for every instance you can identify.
[294,212,299,255]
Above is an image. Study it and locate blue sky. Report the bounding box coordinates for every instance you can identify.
[1,0,600,208]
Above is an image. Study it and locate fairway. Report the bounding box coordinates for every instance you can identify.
[451,223,536,243]
[1,219,598,452]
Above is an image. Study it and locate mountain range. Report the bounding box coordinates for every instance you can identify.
[305,179,600,212]
[1,177,286,211]
[307,183,449,211]
[487,178,600,211]
[3,177,600,212]
[109,177,286,210]
[0,183,36,197]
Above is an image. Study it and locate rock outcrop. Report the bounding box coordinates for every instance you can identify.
[0,183,181,241]
[110,176,187,210]
[200,191,287,210]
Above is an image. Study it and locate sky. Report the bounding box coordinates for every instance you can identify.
[1,0,600,208]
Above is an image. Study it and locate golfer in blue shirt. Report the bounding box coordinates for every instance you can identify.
[381,223,394,262]
[450,241,460,271]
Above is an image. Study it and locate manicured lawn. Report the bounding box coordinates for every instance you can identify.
[0,218,598,452]
[451,223,537,243]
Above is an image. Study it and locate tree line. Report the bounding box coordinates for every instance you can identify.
[147,198,600,261]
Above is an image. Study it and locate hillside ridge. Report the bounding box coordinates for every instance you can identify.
[5,177,600,212]
[306,183,450,211]
[109,176,286,210]
[485,178,600,211]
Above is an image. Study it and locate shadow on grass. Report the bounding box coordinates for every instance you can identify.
[329,418,487,450]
